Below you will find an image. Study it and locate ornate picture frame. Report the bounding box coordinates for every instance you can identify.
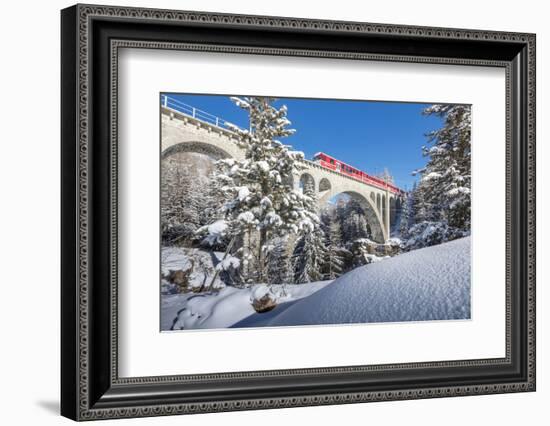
[61,4,535,421]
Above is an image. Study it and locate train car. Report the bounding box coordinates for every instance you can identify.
[312,152,338,171]
[313,152,362,177]
[313,152,403,194]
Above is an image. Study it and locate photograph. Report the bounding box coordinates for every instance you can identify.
[56,3,536,420]
[159,93,472,331]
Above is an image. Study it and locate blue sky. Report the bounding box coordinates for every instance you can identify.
[165,93,445,190]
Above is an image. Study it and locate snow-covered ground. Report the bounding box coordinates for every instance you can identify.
[161,236,470,331]
[241,236,470,327]
[162,281,332,330]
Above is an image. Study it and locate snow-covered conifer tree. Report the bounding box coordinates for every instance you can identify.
[160,158,201,245]
[343,211,370,243]
[340,198,370,243]
[398,193,411,239]
[411,179,432,224]
[199,173,227,230]
[325,219,345,279]
[211,97,319,284]
[404,104,471,250]
[266,237,293,285]
[420,104,471,230]
[293,230,327,283]
[292,179,327,283]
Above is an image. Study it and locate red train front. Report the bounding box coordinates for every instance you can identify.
[312,152,402,194]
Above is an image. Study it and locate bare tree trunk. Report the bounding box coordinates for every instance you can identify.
[257,228,267,284]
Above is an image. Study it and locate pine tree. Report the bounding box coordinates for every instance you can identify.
[325,219,345,279]
[293,230,327,283]
[160,158,201,245]
[343,211,370,242]
[338,198,370,243]
[266,237,293,285]
[420,104,471,230]
[292,179,327,283]
[398,193,411,239]
[211,97,319,285]
[403,104,471,250]
[334,197,348,230]
[411,180,432,224]
[199,173,227,229]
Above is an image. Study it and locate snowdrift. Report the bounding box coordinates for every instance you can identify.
[236,236,471,328]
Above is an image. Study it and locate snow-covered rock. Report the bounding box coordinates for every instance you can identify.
[161,247,225,293]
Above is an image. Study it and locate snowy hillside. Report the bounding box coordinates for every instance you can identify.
[239,236,471,328]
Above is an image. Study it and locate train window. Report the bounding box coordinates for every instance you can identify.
[330,159,334,164]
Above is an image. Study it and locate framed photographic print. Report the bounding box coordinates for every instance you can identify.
[61,4,536,421]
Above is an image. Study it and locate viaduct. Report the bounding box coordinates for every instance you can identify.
[160,96,402,243]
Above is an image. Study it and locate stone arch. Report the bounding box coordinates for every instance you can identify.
[346,191,385,243]
[319,178,331,192]
[376,193,381,213]
[328,191,385,243]
[161,140,232,160]
[299,173,315,193]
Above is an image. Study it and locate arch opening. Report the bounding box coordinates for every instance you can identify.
[319,178,332,192]
[322,191,385,243]
[299,173,315,193]
[161,140,233,160]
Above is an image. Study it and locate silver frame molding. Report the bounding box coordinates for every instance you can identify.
[61,3,536,421]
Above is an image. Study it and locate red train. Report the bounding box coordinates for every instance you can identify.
[312,152,402,194]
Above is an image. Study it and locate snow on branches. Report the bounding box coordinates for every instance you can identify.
[404,104,471,249]
[420,104,471,229]
[212,97,322,284]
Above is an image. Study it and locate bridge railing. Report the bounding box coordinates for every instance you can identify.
[161,94,236,131]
